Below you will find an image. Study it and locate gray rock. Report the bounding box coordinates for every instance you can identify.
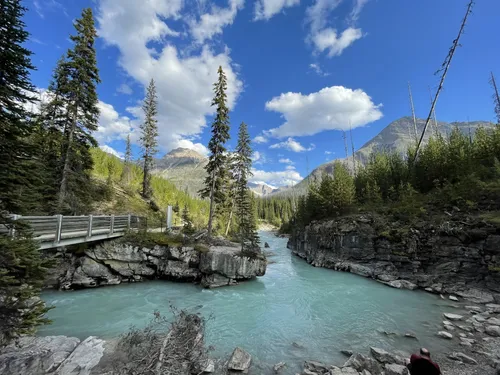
[202,359,215,373]
[304,360,329,374]
[228,347,251,372]
[55,336,105,375]
[343,353,383,375]
[329,366,343,375]
[437,331,453,339]
[449,295,459,301]
[384,363,409,375]
[341,350,354,357]
[457,325,472,332]
[485,325,500,337]
[455,289,495,304]
[201,273,237,288]
[443,313,463,321]
[159,260,200,280]
[378,274,399,282]
[273,361,286,373]
[465,305,482,312]
[486,304,500,313]
[448,352,478,365]
[0,336,80,375]
[199,247,266,280]
[459,337,475,347]
[101,259,155,277]
[487,317,500,326]
[340,367,359,375]
[370,347,405,365]
[264,242,270,248]
[386,280,417,290]
[444,324,455,331]
[404,332,417,339]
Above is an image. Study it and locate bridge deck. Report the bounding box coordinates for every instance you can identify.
[1,214,144,250]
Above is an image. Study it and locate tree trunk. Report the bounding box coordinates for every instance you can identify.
[207,171,216,237]
[57,108,77,212]
[142,155,149,198]
[225,202,234,236]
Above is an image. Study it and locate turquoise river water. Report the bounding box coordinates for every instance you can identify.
[40,231,456,374]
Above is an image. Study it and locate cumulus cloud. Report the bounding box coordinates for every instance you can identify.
[189,0,244,44]
[254,0,300,21]
[306,0,363,57]
[97,0,242,154]
[253,135,268,144]
[312,27,363,57]
[265,86,382,137]
[279,158,294,164]
[100,145,124,159]
[250,168,303,187]
[270,138,314,152]
[95,101,134,144]
[285,165,296,170]
[350,0,370,23]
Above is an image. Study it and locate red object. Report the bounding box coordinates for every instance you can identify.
[409,354,441,375]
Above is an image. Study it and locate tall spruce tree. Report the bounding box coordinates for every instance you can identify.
[0,0,52,345]
[43,8,100,213]
[140,80,158,199]
[234,122,259,250]
[121,133,132,184]
[200,66,231,237]
[0,0,40,214]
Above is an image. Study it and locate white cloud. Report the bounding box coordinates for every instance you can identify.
[285,165,296,170]
[250,168,303,187]
[325,150,333,155]
[100,145,124,159]
[253,135,268,144]
[189,0,244,44]
[309,63,330,76]
[95,101,134,144]
[254,0,300,21]
[350,0,370,23]
[175,138,209,156]
[97,0,243,154]
[117,83,133,95]
[279,158,294,165]
[306,0,363,57]
[252,151,261,162]
[270,137,314,152]
[312,27,363,57]
[265,86,382,137]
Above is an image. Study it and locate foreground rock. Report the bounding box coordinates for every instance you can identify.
[288,214,500,299]
[228,347,252,373]
[48,240,266,290]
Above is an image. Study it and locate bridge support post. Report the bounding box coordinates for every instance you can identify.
[9,215,20,237]
[87,215,93,238]
[127,214,131,230]
[110,215,115,235]
[54,215,63,244]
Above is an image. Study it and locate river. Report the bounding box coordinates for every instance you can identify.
[40,231,455,374]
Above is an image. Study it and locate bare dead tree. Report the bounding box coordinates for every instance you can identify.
[349,124,357,175]
[490,71,500,123]
[413,0,475,160]
[408,81,418,142]
[428,86,439,135]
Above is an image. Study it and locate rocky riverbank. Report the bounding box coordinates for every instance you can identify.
[288,214,500,303]
[45,239,267,290]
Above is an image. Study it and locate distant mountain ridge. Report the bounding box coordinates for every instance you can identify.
[279,117,495,195]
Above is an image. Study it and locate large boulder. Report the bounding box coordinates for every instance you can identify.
[228,347,251,373]
[71,257,121,288]
[343,353,383,375]
[199,247,266,281]
[201,274,238,288]
[370,347,406,365]
[87,244,147,262]
[384,363,409,375]
[0,336,80,375]
[485,325,500,337]
[158,260,201,280]
[55,336,105,375]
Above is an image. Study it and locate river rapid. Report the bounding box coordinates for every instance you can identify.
[40,231,455,374]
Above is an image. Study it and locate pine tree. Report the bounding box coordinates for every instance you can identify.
[140,80,159,199]
[200,66,231,237]
[234,122,259,250]
[0,0,40,214]
[181,204,195,235]
[42,8,100,214]
[121,134,132,184]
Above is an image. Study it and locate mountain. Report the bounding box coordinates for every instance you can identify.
[153,148,208,196]
[281,117,495,195]
[248,182,277,196]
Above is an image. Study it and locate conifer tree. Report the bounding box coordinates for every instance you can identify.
[182,204,195,234]
[121,134,132,184]
[200,67,231,237]
[234,122,259,250]
[0,0,40,214]
[43,8,100,213]
[140,80,159,199]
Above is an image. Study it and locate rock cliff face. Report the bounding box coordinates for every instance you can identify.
[289,214,500,303]
[49,242,266,290]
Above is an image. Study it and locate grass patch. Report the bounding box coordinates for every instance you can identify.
[194,244,209,253]
[479,211,500,226]
[119,231,186,248]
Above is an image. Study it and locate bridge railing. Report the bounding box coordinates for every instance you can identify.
[0,214,144,249]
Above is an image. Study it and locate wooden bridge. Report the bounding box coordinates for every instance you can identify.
[2,214,144,250]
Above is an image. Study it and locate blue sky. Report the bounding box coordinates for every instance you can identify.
[25,0,500,187]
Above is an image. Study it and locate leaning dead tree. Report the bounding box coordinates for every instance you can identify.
[408,81,418,143]
[490,72,500,123]
[428,86,439,134]
[349,125,357,175]
[414,0,475,160]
